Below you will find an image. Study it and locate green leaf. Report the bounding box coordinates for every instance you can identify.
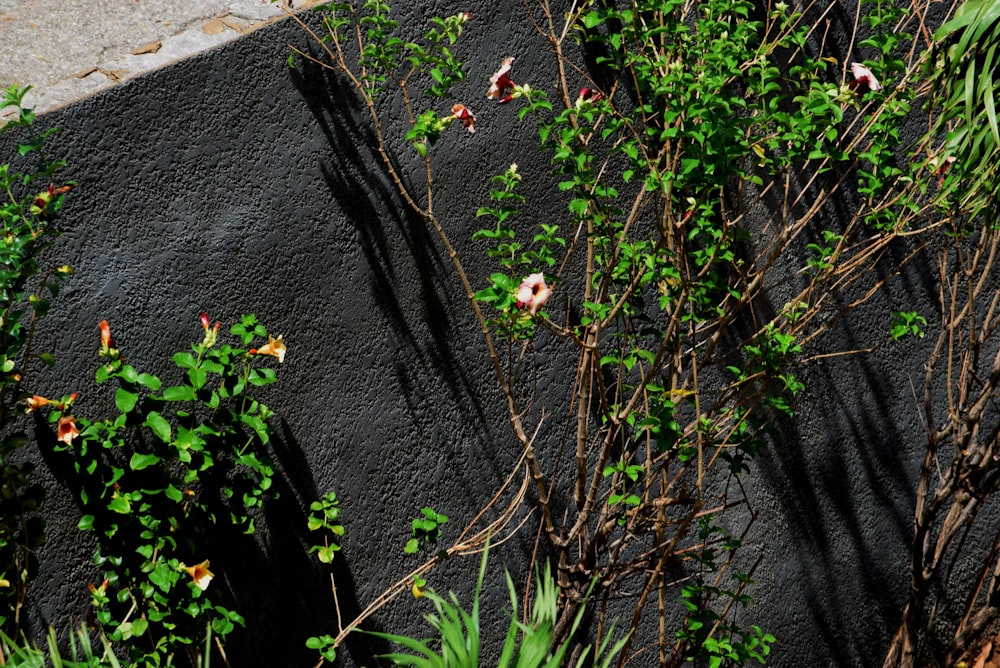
[131,618,148,637]
[144,412,171,443]
[130,452,160,471]
[249,367,278,386]
[213,617,235,636]
[202,359,224,374]
[115,388,139,413]
[582,10,603,28]
[162,385,196,401]
[985,61,1000,145]
[306,636,334,650]
[78,514,95,531]
[148,562,174,593]
[187,366,207,390]
[108,496,131,514]
[37,352,55,367]
[115,621,135,640]
[137,373,161,390]
[172,352,197,369]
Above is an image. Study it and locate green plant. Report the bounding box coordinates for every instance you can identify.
[308,491,344,565]
[367,543,629,668]
[0,626,121,668]
[304,491,345,664]
[927,0,1000,220]
[675,517,774,667]
[889,311,927,340]
[0,624,216,668]
[0,84,72,636]
[36,314,284,667]
[281,0,999,664]
[404,507,449,557]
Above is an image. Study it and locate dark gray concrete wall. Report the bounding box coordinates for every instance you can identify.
[0,3,962,667]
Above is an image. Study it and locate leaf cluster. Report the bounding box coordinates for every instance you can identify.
[0,85,72,637]
[44,315,282,666]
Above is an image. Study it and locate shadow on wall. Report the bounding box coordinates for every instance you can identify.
[756,237,935,665]
[7,13,524,666]
[288,56,492,433]
[7,0,965,665]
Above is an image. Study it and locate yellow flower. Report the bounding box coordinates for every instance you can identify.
[252,335,286,363]
[183,560,214,591]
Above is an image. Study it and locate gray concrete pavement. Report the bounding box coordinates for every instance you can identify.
[0,0,318,117]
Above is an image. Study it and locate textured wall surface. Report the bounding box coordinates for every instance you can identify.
[0,3,959,667]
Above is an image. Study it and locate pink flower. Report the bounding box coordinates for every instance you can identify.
[57,415,79,445]
[488,57,515,103]
[850,62,881,92]
[576,87,604,106]
[451,103,476,134]
[516,273,553,315]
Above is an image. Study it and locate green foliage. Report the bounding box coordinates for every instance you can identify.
[472,164,562,340]
[0,626,121,668]
[602,460,643,525]
[404,507,449,556]
[0,624,215,668]
[890,311,927,340]
[368,545,629,668]
[305,633,337,664]
[805,231,843,277]
[287,0,1000,663]
[930,0,1000,218]
[0,85,72,636]
[308,491,344,564]
[40,314,283,667]
[300,0,472,152]
[677,517,775,667]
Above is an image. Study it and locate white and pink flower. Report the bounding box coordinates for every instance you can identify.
[488,57,516,103]
[850,62,881,92]
[451,103,476,134]
[516,273,553,315]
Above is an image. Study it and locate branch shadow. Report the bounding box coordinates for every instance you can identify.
[288,58,493,437]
